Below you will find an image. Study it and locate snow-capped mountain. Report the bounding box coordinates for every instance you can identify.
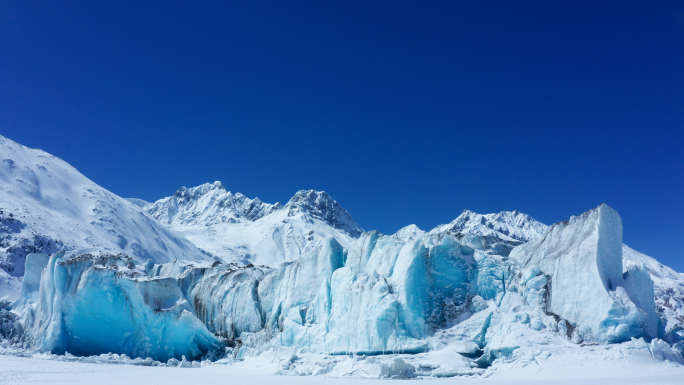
[394,209,548,247]
[0,134,210,294]
[146,182,281,226]
[3,134,684,378]
[143,182,364,267]
[393,224,427,243]
[431,209,548,244]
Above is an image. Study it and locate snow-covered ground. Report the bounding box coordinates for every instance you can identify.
[1,345,684,385]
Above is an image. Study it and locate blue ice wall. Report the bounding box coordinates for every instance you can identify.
[17,252,222,361]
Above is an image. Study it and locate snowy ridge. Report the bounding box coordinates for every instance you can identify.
[430,209,548,244]
[144,183,364,267]
[125,198,151,208]
[147,182,281,226]
[394,210,548,247]
[0,134,210,294]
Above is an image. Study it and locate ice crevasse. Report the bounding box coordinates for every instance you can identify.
[6,204,669,362]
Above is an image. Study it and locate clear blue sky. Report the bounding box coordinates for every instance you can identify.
[1,2,683,270]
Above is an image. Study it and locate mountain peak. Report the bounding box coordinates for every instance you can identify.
[173,181,226,199]
[432,209,548,244]
[394,224,427,243]
[149,182,278,226]
[142,185,364,266]
[286,190,364,237]
[287,189,332,207]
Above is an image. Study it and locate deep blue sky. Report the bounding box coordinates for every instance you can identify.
[1,2,683,270]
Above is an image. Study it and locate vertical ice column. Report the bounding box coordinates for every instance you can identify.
[510,204,656,342]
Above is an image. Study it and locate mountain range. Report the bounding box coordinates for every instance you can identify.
[136,182,363,267]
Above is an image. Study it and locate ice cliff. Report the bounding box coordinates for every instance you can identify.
[509,204,657,343]
[11,251,222,361]
[9,203,680,368]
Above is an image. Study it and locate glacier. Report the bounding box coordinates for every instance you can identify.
[2,135,684,376]
[7,202,682,376]
[509,204,656,343]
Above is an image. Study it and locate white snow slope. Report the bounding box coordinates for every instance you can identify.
[143,182,364,267]
[0,134,210,296]
[396,209,548,247]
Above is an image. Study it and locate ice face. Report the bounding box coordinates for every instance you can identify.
[14,252,223,361]
[191,264,266,338]
[252,231,511,355]
[510,204,655,343]
[8,204,668,368]
[258,238,345,335]
[622,244,684,341]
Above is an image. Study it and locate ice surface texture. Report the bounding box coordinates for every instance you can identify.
[15,252,222,361]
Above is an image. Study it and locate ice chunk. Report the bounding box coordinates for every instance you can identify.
[621,264,659,339]
[379,358,416,379]
[191,263,266,338]
[258,238,344,334]
[526,275,547,291]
